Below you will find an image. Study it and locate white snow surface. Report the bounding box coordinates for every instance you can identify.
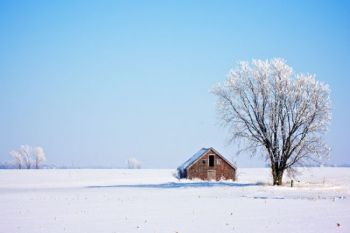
[0,168,349,233]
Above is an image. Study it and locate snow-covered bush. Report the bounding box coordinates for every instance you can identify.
[127,158,141,169]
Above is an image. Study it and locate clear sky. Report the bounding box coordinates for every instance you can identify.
[0,1,349,168]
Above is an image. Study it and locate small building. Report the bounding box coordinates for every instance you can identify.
[177,147,236,181]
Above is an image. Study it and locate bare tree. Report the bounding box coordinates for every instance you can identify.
[127,158,141,169]
[33,147,46,169]
[212,58,331,185]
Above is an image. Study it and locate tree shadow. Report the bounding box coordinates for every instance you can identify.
[87,181,260,189]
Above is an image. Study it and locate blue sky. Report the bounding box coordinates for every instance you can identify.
[0,1,349,168]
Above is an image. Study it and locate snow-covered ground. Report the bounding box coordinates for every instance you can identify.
[0,168,349,233]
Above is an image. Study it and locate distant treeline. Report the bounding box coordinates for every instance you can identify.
[0,162,55,169]
[0,163,130,169]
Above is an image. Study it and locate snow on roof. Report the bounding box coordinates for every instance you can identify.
[177,148,209,172]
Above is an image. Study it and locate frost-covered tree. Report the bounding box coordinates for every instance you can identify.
[212,58,331,185]
[127,158,141,169]
[10,150,23,169]
[33,147,46,169]
[19,145,32,169]
[9,145,46,169]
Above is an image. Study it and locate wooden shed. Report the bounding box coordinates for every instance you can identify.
[177,147,236,181]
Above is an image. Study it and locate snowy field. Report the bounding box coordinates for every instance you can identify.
[0,168,349,233]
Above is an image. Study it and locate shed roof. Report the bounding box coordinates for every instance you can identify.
[177,148,209,173]
[177,147,236,173]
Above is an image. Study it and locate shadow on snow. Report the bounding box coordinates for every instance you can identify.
[87,182,259,189]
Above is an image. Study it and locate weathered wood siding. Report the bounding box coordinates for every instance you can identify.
[187,148,236,181]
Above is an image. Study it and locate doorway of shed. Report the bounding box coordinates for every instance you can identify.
[207,170,216,180]
[209,155,215,167]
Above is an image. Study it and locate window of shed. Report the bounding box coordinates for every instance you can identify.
[202,160,206,164]
[209,155,215,167]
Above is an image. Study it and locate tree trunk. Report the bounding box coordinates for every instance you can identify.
[272,169,284,186]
